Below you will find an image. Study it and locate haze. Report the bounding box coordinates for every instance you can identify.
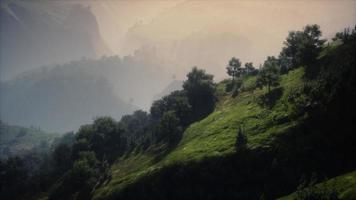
[89,0,356,79]
[0,0,355,132]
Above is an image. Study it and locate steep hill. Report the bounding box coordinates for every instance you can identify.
[93,68,309,199]
[10,27,355,200]
[92,37,356,199]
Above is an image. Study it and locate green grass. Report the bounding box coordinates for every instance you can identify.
[278,170,356,200]
[93,68,306,200]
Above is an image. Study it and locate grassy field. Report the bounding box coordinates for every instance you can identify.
[93,68,308,199]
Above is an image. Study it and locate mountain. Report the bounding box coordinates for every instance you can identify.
[0,61,137,133]
[0,0,110,80]
[0,121,57,160]
[0,52,178,133]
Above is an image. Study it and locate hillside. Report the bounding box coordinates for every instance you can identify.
[279,170,356,200]
[3,25,355,200]
[0,122,57,159]
[92,34,356,199]
[93,68,307,199]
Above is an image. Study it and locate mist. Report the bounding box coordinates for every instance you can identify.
[0,0,355,132]
[89,0,356,80]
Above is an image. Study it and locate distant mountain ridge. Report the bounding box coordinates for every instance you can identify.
[0,0,110,80]
[0,60,138,133]
[0,52,179,133]
[0,121,57,160]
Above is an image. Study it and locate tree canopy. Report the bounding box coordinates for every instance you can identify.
[226,57,243,79]
[183,67,216,121]
[279,24,326,74]
[256,56,280,93]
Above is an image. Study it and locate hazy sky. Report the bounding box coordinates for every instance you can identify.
[2,0,356,80]
[76,0,356,80]
[87,0,356,50]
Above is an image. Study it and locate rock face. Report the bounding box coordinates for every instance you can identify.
[0,1,110,80]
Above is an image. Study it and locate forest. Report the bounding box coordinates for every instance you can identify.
[1,24,356,200]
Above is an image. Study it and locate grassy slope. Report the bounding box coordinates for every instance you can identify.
[93,68,306,200]
[278,170,356,200]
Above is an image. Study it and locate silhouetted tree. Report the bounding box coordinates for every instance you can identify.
[183,67,216,121]
[279,24,326,73]
[332,26,356,42]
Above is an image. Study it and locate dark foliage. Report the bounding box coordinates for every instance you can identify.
[183,67,217,121]
[151,90,192,126]
[279,24,326,77]
[258,87,284,108]
[235,125,247,151]
[256,56,281,93]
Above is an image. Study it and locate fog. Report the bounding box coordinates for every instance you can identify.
[0,0,355,132]
[89,0,356,80]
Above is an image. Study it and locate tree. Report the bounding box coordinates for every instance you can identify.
[332,26,356,42]
[244,62,257,76]
[91,117,125,162]
[120,110,151,148]
[155,111,183,146]
[183,67,216,121]
[256,56,280,93]
[150,90,192,126]
[300,24,326,66]
[52,143,73,174]
[49,151,103,200]
[279,24,326,72]
[226,57,243,80]
[73,117,125,163]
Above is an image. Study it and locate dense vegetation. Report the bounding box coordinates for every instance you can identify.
[1,24,355,200]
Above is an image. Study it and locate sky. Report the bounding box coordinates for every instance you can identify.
[2,0,356,80]
[79,0,356,80]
